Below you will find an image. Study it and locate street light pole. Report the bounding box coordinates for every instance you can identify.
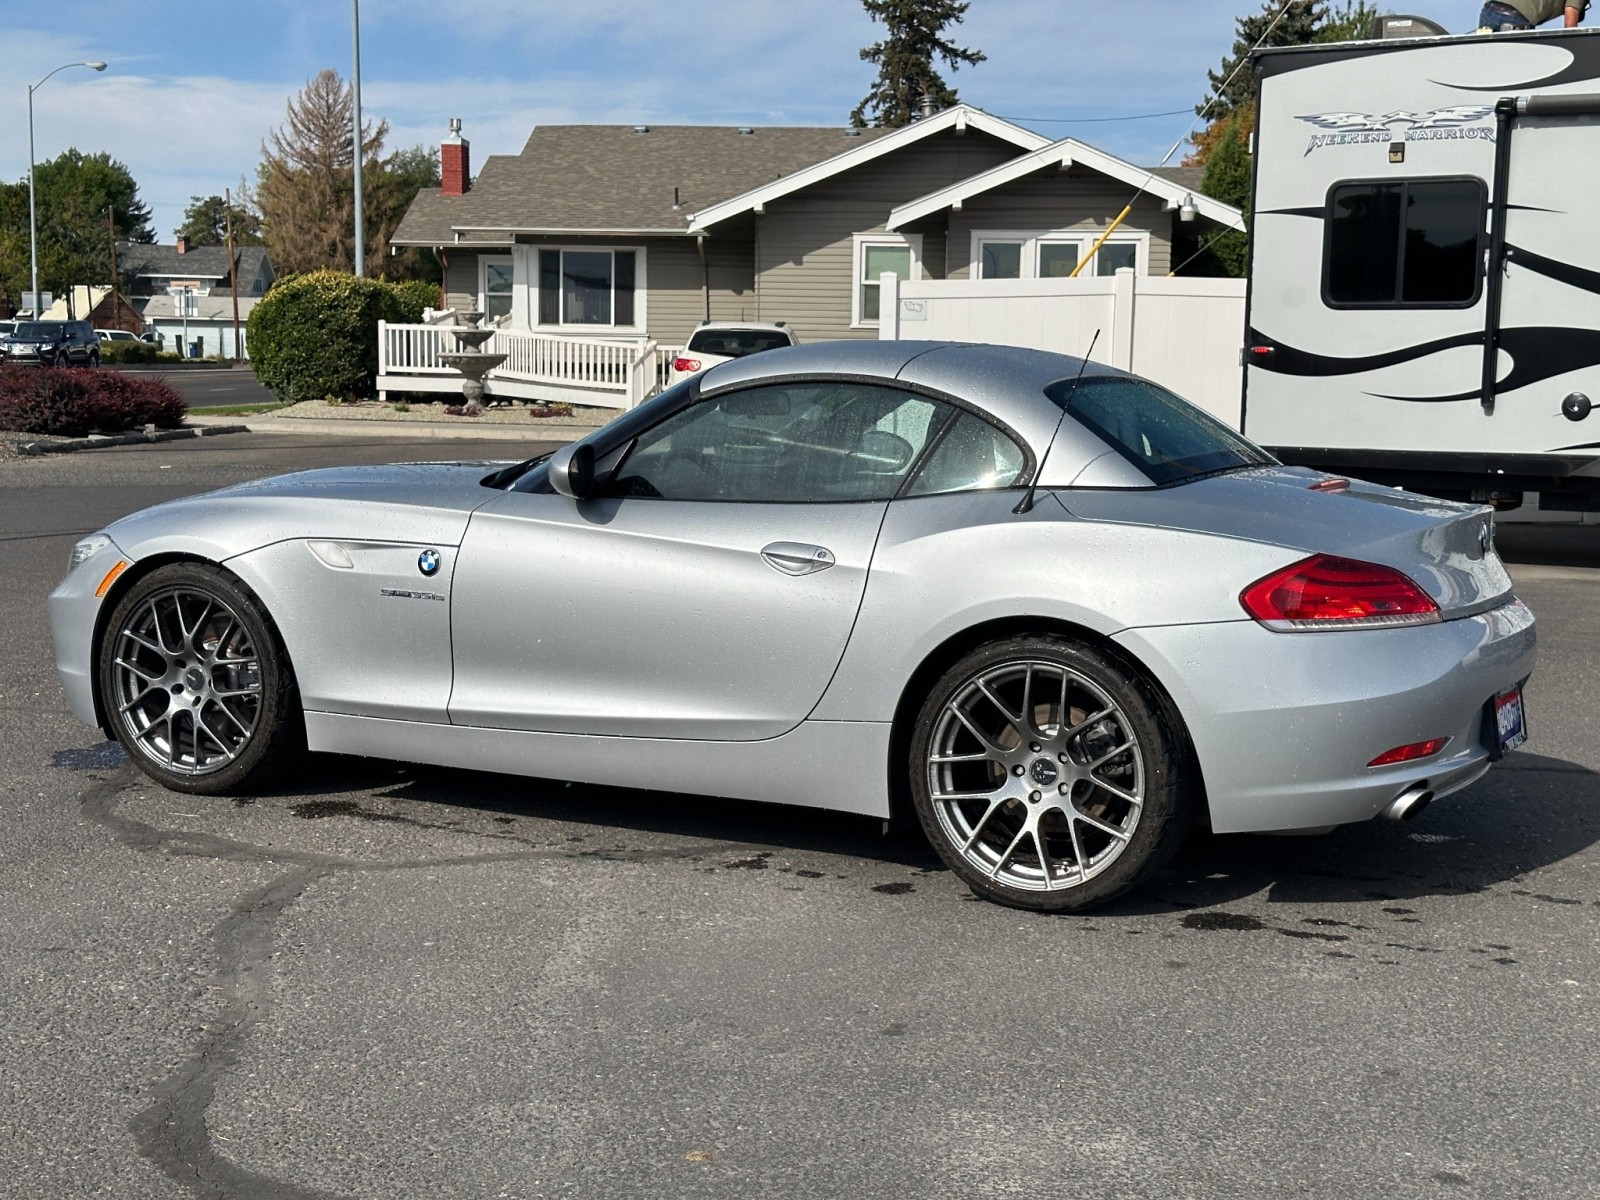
[352,0,365,277]
[27,60,107,315]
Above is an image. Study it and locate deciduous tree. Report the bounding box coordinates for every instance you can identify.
[0,150,151,310]
[851,0,985,128]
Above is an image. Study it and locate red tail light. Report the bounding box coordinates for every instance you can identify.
[1240,554,1440,631]
[673,357,701,373]
[1368,737,1449,767]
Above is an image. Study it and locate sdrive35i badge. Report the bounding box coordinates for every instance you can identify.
[418,548,441,576]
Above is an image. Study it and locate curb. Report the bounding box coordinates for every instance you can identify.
[19,424,251,456]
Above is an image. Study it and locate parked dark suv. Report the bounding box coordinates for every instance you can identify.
[0,319,100,367]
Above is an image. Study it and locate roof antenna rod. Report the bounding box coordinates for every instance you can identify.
[1014,328,1099,515]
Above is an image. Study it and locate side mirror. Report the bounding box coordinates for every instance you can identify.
[548,442,596,499]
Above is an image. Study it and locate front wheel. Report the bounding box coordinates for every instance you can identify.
[910,635,1195,912]
[98,562,304,794]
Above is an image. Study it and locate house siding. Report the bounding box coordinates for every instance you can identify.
[442,251,480,311]
[945,169,1173,277]
[442,238,757,348]
[754,130,1023,341]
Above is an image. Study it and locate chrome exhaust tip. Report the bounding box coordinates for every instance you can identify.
[1382,784,1434,822]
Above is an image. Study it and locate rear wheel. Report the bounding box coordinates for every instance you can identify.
[99,562,303,794]
[910,635,1194,912]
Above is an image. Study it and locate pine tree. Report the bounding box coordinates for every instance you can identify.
[1197,0,1325,121]
[256,69,388,276]
[851,0,986,129]
[175,194,263,247]
[1193,114,1253,277]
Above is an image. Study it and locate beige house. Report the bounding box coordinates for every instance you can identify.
[384,105,1241,407]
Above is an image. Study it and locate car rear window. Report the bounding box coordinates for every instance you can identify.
[685,329,792,357]
[1050,375,1274,486]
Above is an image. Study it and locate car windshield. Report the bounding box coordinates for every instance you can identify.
[1051,375,1274,486]
[11,323,63,339]
[685,329,791,357]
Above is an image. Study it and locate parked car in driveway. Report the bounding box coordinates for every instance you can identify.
[669,320,797,385]
[2,319,100,367]
[48,341,1535,912]
[96,328,140,344]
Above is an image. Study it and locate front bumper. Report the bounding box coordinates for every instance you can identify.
[47,537,129,731]
[1115,599,1537,833]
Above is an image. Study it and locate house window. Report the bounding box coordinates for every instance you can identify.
[1323,177,1485,308]
[970,231,1149,279]
[535,248,641,328]
[853,235,922,326]
[1037,242,1080,278]
[480,257,514,321]
[978,240,1023,279]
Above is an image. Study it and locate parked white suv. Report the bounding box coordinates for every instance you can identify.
[669,321,798,385]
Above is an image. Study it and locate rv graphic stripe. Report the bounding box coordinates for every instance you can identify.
[1249,326,1600,404]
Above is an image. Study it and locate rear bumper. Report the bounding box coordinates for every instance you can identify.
[1115,599,1537,833]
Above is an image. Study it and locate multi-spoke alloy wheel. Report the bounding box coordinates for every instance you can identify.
[910,636,1193,911]
[99,563,302,794]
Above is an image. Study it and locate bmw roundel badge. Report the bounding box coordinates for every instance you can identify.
[418,548,441,577]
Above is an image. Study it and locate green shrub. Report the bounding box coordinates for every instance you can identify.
[247,270,421,403]
[389,279,441,322]
[0,367,187,436]
[101,340,161,365]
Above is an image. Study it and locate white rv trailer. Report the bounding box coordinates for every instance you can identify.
[1245,26,1600,512]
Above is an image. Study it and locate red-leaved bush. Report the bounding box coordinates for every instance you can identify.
[0,367,188,437]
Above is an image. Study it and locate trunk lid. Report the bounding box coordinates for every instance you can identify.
[1056,466,1513,616]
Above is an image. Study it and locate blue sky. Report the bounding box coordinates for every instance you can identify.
[4,0,1468,241]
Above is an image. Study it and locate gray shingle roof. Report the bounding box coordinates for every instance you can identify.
[391,124,889,244]
[117,243,271,282]
[1146,166,1205,193]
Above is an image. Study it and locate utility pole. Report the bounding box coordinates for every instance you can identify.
[225,188,241,363]
[351,0,366,277]
[106,205,117,321]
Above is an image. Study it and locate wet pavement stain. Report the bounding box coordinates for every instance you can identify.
[1279,929,1351,942]
[872,881,914,895]
[290,799,407,822]
[722,852,773,870]
[52,742,127,770]
[793,869,824,879]
[881,1022,908,1036]
[1511,889,1583,905]
[1182,912,1266,932]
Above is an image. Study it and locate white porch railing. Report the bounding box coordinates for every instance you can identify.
[378,322,666,409]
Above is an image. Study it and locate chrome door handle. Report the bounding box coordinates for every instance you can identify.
[761,542,836,575]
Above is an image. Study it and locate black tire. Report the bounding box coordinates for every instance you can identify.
[98,562,304,795]
[909,635,1194,912]
[88,350,100,369]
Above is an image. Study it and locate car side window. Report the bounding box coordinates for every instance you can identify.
[610,382,950,502]
[904,411,1026,496]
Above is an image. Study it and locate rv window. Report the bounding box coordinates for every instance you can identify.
[1324,178,1485,308]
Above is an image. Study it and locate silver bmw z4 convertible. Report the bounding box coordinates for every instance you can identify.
[49,341,1536,911]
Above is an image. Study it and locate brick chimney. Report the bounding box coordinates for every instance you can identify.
[175,235,188,254]
[441,118,470,196]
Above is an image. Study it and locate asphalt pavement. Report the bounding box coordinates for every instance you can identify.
[2,433,1597,1199]
[124,365,278,410]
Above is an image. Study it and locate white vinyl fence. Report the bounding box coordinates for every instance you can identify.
[880,271,1247,428]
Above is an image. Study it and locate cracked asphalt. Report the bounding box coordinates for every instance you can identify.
[2,434,1598,1199]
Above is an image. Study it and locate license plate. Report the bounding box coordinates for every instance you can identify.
[1492,687,1527,757]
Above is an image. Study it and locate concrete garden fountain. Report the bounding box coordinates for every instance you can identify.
[438,310,508,413]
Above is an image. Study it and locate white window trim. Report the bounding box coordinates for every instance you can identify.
[852,233,923,328]
[969,229,1151,279]
[479,254,514,322]
[526,244,649,334]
